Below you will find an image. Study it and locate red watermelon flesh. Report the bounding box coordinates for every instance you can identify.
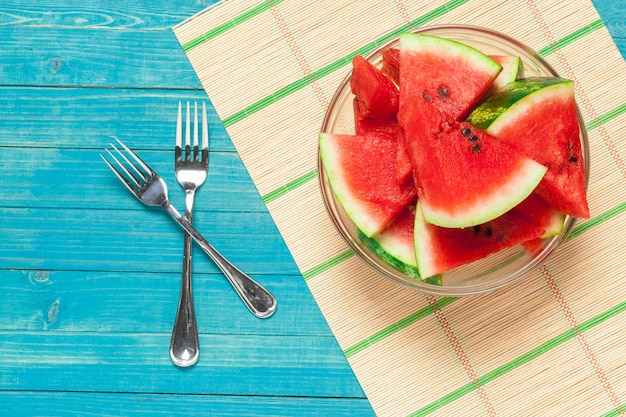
[353,119,412,186]
[383,48,522,95]
[395,128,413,184]
[468,78,589,218]
[510,192,565,238]
[399,33,502,121]
[521,238,544,255]
[319,128,417,237]
[398,99,547,228]
[414,202,546,278]
[350,55,412,184]
[381,47,400,85]
[350,55,399,123]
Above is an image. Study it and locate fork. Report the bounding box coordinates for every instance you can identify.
[100,138,277,320]
[168,101,208,367]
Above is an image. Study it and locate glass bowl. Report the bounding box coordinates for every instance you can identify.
[318,25,589,296]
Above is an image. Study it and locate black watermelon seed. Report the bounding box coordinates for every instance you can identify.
[469,135,479,142]
[472,225,481,234]
[471,143,482,153]
[569,156,579,163]
[422,92,431,102]
[484,227,493,237]
[461,128,472,137]
[438,86,449,99]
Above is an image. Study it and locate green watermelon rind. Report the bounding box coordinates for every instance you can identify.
[357,229,442,285]
[487,55,523,93]
[541,211,566,238]
[467,77,574,130]
[421,159,548,229]
[358,229,420,278]
[399,33,503,78]
[373,221,416,268]
[413,203,439,279]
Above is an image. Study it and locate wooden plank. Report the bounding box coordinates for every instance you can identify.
[0,269,326,336]
[0,206,299,275]
[0,147,265,213]
[1,391,374,417]
[0,0,374,413]
[0,331,365,398]
[0,87,236,151]
[0,1,211,30]
[0,28,203,89]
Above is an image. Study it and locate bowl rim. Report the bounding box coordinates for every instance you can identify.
[318,24,589,296]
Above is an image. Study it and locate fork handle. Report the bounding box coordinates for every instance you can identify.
[169,192,200,367]
[163,202,277,319]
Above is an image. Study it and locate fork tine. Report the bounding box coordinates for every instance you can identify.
[105,147,142,188]
[193,102,199,147]
[113,137,156,178]
[100,152,140,198]
[193,102,199,160]
[185,102,191,160]
[201,102,208,151]
[175,101,182,149]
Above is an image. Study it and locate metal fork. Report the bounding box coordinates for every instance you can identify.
[100,138,277,323]
[168,101,208,367]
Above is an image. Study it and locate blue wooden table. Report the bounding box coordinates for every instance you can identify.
[0,1,622,416]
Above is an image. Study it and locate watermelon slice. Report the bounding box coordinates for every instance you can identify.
[350,55,398,124]
[319,129,416,237]
[381,47,400,85]
[358,207,442,285]
[399,33,502,120]
[511,192,565,238]
[350,55,412,185]
[467,77,589,218]
[486,55,523,95]
[370,205,417,270]
[512,192,565,255]
[413,202,546,278]
[381,47,521,95]
[398,99,547,228]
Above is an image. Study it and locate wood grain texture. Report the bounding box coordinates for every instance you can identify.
[0,332,362,397]
[0,0,374,415]
[2,391,374,417]
[0,88,234,151]
[0,269,323,335]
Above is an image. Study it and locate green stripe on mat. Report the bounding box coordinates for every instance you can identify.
[539,19,604,56]
[568,200,626,240]
[262,169,318,204]
[586,102,626,131]
[601,405,626,417]
[222,0,469,128]
[262,169,315,203]
[302,250,354,281]
[409,299,626,417]
[182,0,285,52]
[344,297,457,358]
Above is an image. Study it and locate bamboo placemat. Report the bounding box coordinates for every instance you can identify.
[174,1,626,415]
